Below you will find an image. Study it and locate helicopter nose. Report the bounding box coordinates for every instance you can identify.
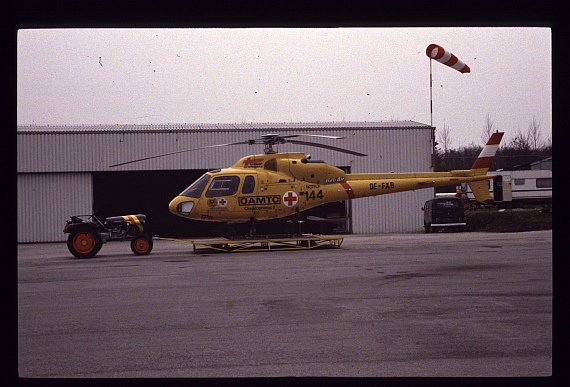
[169,196,195,217]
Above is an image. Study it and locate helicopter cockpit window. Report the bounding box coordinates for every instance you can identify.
[205,176,240,197]
[180,174,210,198]
[242,175,255,194]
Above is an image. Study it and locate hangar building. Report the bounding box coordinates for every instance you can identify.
[17,121,435,243]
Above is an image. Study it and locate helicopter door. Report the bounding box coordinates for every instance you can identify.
[237,174,263,218]
[204,175,240,216]
[502,175,512,202]
[493,175,503,202]
[238,174,280,220]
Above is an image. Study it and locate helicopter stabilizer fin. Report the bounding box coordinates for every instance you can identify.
[467,132,504,202]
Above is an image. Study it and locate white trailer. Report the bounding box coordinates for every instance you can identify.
[461,169,552,209]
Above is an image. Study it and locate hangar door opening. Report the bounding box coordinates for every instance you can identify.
[93,170,209,238]
[93,166,352,238]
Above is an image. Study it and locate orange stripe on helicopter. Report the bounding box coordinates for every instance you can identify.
[340,181,355,199]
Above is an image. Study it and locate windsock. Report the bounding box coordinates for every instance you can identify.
[426,44,470,73]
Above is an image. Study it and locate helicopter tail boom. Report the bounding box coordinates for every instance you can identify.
[338,173,491,201]
[339,132,503,203]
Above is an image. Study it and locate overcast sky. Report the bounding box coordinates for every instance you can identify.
[17,27,551,148]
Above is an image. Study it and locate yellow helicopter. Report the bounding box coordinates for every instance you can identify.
[111,132,503,235]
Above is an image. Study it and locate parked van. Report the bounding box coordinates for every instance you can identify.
[422,197,466,233]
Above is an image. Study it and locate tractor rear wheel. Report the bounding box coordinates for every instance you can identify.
[67,228,103,258]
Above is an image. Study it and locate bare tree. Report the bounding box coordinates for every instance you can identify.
[437,123,452,154]
[544,135,552,150]
[510,128,531,151]
[527,116,543,151]
[481,113,495,144]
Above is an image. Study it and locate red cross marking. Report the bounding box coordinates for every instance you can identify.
[218,198,227,207]
[243,157,263,167]
[283,191,298,207]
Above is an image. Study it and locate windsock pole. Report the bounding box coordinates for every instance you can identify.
[430,57,434,169]
[430,57,433,129]
[426,44,470,173]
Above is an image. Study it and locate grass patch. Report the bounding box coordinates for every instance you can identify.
[464,207,552,232]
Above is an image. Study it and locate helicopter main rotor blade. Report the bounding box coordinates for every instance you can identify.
[287,139,367,156]
[279,134,345,140]
[109,140,253,167]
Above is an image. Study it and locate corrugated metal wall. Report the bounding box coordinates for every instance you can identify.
[17,123,434,238]
[347,128,433,233]
[352,190,432,233]
[17,123,432,174]
[18,173,93,242]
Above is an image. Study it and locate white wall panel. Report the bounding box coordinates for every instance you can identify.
[352,189,432,234]
[18,173,93,243]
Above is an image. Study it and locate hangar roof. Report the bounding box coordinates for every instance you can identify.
[17,120,429,134]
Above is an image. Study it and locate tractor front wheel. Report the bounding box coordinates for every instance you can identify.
[131,234,153,255]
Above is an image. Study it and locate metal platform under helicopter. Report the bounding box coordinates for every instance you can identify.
[154,235,344,253]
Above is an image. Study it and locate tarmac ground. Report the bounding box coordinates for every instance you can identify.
[17,230,552,378]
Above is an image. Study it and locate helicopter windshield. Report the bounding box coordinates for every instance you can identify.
[179,174,210,198]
